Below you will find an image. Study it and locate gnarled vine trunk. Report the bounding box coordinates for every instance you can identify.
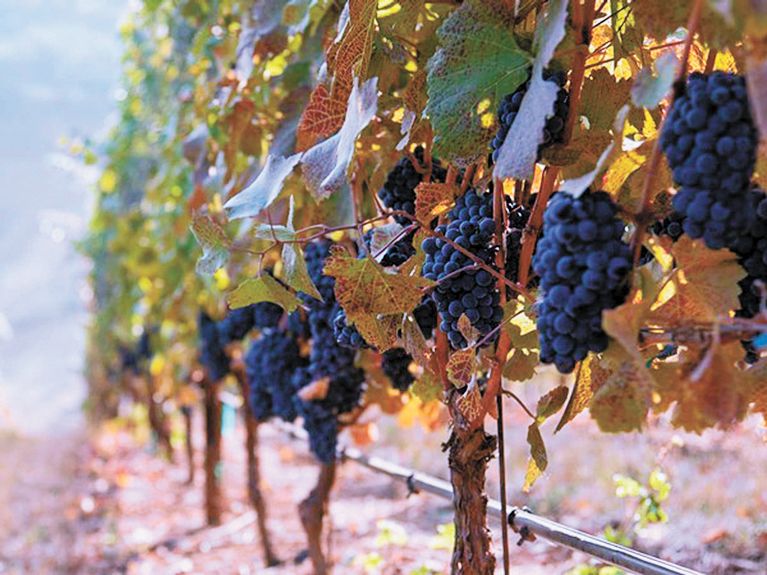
[234,369,280,566]
[445,403,497,575]
[203,377,224,526]
[181,405,195,485]
[299,461,336,575]
[145,373,174,461]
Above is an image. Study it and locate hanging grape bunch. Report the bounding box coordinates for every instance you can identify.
[660,72,758,249]
[198,310,230,382]
[491,70,570,163]
[533,191,632,373]
[246,329,307,422]
[293,239,367,462]
[504,195,533,287]
[422,189,503,349]
[377,146,447,225]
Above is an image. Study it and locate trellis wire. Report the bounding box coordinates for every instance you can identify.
[274,422,704,575]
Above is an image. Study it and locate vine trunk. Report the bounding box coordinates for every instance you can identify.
[203,377,223,526]
[299,461,336,575]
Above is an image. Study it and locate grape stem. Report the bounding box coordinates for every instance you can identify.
[630,0,705,267]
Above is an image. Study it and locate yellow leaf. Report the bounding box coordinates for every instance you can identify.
[414,182,459,226]
[523,423,547,492]
[446,349,476,388]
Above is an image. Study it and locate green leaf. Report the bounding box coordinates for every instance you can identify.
[523,423,547,492]
[190,214,230,276]
[282,243,323,301]
[227,274,303,312]
[631,52,678,109]
[493,0,568,180]
[425,0,531,166]
[301,77,378,201]
[224,153,302,220]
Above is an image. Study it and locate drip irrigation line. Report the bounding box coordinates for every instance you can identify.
[274,422,704,575]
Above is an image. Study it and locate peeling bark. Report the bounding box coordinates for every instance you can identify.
[445,414,497,575]
[299,461,336,575]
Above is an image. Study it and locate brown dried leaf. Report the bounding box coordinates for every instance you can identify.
[298,377,330,401]
[446,349,476,388]
[414,182,458,226]
[456,384,483,423]
[536,385,568,423]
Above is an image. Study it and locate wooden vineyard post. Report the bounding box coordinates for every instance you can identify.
[299,461,337,575]
[233,366,281,567]
[203,373,224,526]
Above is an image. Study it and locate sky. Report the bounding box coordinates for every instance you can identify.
[0,0,126,433]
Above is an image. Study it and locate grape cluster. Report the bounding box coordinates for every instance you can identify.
[364,229,415,267]
[332,306,369,350]
[413,297,438,339]
[378,146,447,225]
[198,311,230,381]
[292,367,339,464]
[504,198,532,285]
[381,348,415,392]
[649,212,686,242]
[137,330,152,360]
[246,329,307,422]
[727,187,767,362]
[533,191,632,373]
[491,70,569,164]
[660,72,758,249]
[287,309,311,341]
[422,189,503,348]
[293,239,367,462]
[119,345,140,376]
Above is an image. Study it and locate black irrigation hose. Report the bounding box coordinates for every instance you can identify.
[275,422,704,575]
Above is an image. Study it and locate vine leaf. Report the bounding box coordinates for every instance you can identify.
[282,243,322,301]
[369,223,407,264]
[353,313,399,352]
[653,343,750,433]
[223,99,255,182]
[650,237,745,323]
[401,315,431,368]
[301,77,378,201]
[410,371,443,404]
[456,383,483,423]
[555,354,605,433]
[603,297,652,364]
[227,274,303,312]
[745,360,767,424]
[589,346,651,433]
[502,302,539,382]
[190,214,230,275]
[281,197,322,300]
[535,385,568,423]
[631,51,678,109]
[494,0,568,180]
[296,0,377,148]
[579,68,633,132]
[559,105,630,197]
[325,247,432,317]
[425,0,530,166]
[446,349,475,388]
[523,423,547,492]
[415,182,458,226]
[224,153,302,220]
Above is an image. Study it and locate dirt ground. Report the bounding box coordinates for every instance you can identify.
[0,403,765,575]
